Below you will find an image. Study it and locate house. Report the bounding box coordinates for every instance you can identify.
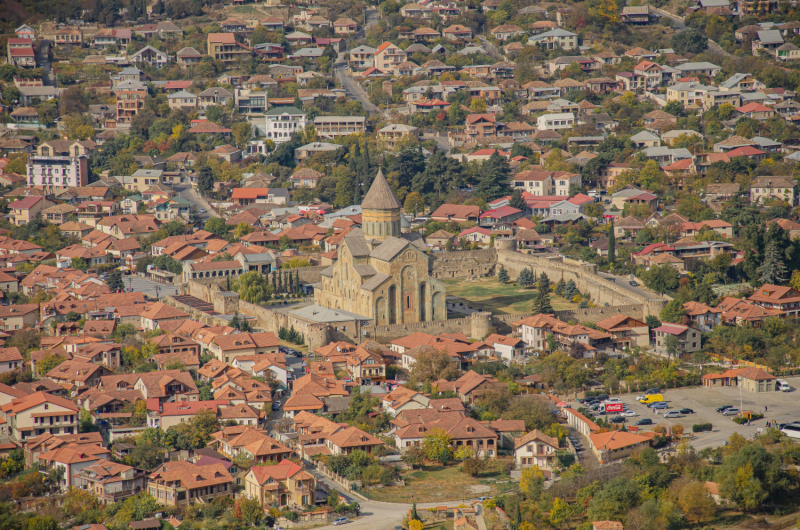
[244,459,316,508]
[622,5,657,23]
[652,323,701,356]
[537,113,575,131]
[683,301,722,332]
[737,102,775,120]
[748,284,800,317]
[528,29,578,50]
[72,460,146,504]
[176,47,203,68]
[595,315,650,349]
[9,196,54,226]
[590,431,652,463]
[381,387,430,416]
[148,460,233,506]
[374,42,407,74]
[209,332,279,364]
[1,391,79,441]
[130,46,169,69]
[210,425,293,464]
[702,367,777,392]
[514,430,559,472]
[167,91,197,110]
[313,116,366,137]
[37,444,110,490]
[377,124,420,150]
[718,297,785,326]
[482,334,526,361]
[490,24,524,41]
[207,33,251,65]
[93,28,132,49]
[265,107,307,144]
[750,176,795,204]
[392,408,499,457]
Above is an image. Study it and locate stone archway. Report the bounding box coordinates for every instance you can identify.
[375,297,387,325]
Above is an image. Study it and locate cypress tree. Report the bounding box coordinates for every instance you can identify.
[277,270,283,293]
[608,219,616,265]
[288,271,294,292]
[295,270,301,295]
[272,270,277,292]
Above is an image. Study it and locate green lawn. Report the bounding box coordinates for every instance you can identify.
[444,277,579,315]
[360,460,518,503]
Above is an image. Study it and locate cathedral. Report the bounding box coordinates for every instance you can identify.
[315,170,447,325]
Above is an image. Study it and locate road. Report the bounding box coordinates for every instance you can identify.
[37,40,55,86]
[477,36,504,61]
[595,271,662,301]
[122,274,179,299]
[173,183,219,223]
[335,9,389,118]
[650,7,731,58]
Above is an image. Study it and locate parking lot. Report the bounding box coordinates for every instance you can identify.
[568,376,800,449]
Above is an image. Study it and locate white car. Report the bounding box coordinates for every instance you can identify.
[604,397,622,404]
[621,410,637,417]
[635,394,647,401]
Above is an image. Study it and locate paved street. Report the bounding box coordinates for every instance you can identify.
[123,274,179,299]
[173,184,219,223]
[567,376,800,450]
[596,271,661,300]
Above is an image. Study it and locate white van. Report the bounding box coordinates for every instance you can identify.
[778,380,791,392]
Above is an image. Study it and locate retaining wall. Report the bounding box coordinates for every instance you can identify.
[429,249,496,280]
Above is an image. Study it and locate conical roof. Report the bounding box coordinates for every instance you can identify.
[361,169,402,210]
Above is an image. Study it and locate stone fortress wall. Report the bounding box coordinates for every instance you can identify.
[168,240,667,348]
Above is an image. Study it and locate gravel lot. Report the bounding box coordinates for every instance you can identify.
[567,375,800,450]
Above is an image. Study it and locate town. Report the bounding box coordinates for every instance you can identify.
[1,1,800,530]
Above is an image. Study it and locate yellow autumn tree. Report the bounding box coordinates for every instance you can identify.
[596,0,619,24]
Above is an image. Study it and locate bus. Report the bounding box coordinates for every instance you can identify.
[780,423,800,439]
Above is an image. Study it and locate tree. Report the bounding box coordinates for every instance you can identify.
[549,498,569,528]
[408,346,460,386]
[532,287,553,314]
[664,334,680,359]
[63,487,99,517]
[677,481,716,523]
[671,28,708,54]
[470,98,487,112]
[563,279,578,300]
[205,217,228,238]
[517,267,534,288]
[643,264,680,294]
[659,299,687,324]
[106,269,124,292]
[423,428,452,464]
[538,272,550,293]
[757,241,787,285]
[404,192,425,217]
[238,497,263,525]
[504,395,556,430]
[231,121,252,150]
[402,446,425,470]
[608,220,616,264]
[509,189,526,211]
[197,165,214,195]
[409,520,424,530]
[37,353,66,375]
[474,152,511,201]
[519,466,545,499]
[498,266,509,284]
[588,476,641,521]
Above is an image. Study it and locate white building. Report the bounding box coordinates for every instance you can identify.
[27,155,90,189]
[537,112,575,131]
[264,106,307,144]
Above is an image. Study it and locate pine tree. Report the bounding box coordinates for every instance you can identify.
[758,241,788,285]
[517,268,534,288]
[555,278,566,296]
[498,266,509,284]
[564,279,578,300]
[538,272,550,293]
[608,220,616,265]
[509,189,526,211]
[533,287,554,314]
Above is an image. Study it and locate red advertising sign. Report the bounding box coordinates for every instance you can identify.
[605,403,624,413]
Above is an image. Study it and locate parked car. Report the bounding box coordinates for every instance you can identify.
[610,416,626,424]
[646,388,661,394]
[629,281,639,286]
[635,394,647,401]
[621,410,637,417]
[663,411,682,418]
[716,405,733,413]
[333,518,350,526]
[636,419,653,426]
[722,408,740,416]
[200,208,207,213]
[595,394,609,401]
[604,397,622,404]
[272,401,281,411]
[679,408,694,414]
[651,402,668,410]
[478,496,491,502]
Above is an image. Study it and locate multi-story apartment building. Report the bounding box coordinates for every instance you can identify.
[349,45,376,70]
[2,391,79,441]
[116,87,146,125]
[27,155,90,189]
[208,33,251,65]
[265,106,307,144]
[313,116,366,137]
